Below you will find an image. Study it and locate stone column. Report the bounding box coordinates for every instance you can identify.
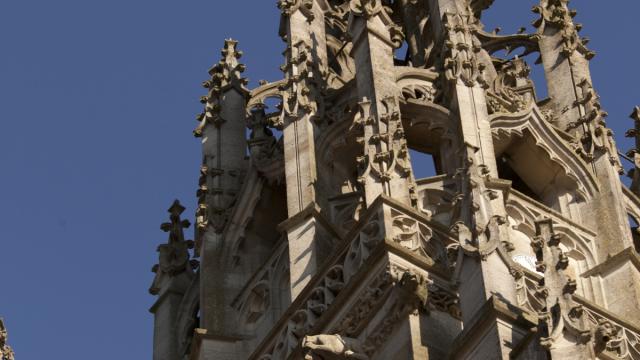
[348,0,417,208]
[430,4,526,358]
[279,0,333,299]
[534,3,637,322]
[149,201,196,360]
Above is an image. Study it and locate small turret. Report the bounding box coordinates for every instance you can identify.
[149,200,197,360]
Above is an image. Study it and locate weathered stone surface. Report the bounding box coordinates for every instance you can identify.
[149,1,640,359]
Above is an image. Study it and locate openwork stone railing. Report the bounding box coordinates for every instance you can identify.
[575,296,640,360]
[249,196,458,360]
[516,268,640,359]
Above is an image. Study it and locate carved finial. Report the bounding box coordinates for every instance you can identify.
[532,0,594,59]
[0,318,15,360]
[194,39,249,137]
[149,200,196,295]
[349,0,383,18]
[278,0,314,19]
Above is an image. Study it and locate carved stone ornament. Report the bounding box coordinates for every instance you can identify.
[532,0,595,59]
[533,219,593,355]
[349,0,383,18]
[149,200,196,295]
[278,0,314,20]
[581,304,640,358]
[487,58,534,114]
[194,39,249,137]
[355,97,418,206]
[279,40,323,120]
[569,77,623,173]
[442,9,489,89]
[302,334,369,360]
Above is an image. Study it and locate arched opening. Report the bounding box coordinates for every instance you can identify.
[494,130,584,219]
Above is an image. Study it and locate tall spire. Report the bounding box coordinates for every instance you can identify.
[196,39,250,331]
[194,39,249,137]
[149,200,197,360]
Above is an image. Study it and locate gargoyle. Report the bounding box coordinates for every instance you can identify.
[302,334,369,360]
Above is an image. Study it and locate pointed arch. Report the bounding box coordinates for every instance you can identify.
[491,106,599,199]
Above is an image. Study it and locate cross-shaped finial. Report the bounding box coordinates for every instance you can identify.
[160,200,190,244]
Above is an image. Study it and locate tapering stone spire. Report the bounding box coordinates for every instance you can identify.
[533,0,599,143]
[0,319,14,360]
[194,39,249,137]
[533,0,632,265]
[149,200,197,360]
[532,0,594,60]
[194,39,249,241]
[196,39,250,333]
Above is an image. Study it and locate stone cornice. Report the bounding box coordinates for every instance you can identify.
[276,201,344,245]
[449,296,538,358]
[574,294,640,335]
[581,247,640,278]
[190,328,245,360]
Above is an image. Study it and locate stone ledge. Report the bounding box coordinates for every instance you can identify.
[190,329,246,360]
[582,247,640,278]
[449,295,538,359]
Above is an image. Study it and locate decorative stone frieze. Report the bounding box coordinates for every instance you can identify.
[279,40,322,120]
[442,9,489,89]
[354,98,418,207]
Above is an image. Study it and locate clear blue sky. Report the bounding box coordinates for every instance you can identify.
[0,1,638,359]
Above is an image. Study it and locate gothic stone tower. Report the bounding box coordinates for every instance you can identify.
[149,1,640,359]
